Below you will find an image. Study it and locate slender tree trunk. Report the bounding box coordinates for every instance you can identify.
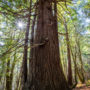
[15,72,21,90]
[74,47,77,85]
[64,19,72,86]
[22,0,32,89]
[77,40,85,83]
[9,52,17,90]
[6,53,17,90]
[28,0,70,90]
[6,57,11,90]
[54,0,62,67]
[29,4,37,88]
[61,47,67,76]
[71,46,77,88]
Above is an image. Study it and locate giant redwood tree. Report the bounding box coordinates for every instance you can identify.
[26,0,71,90]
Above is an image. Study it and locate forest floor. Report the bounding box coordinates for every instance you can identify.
[73,84,90,90]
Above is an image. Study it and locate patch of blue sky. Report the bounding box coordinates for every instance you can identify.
[86,18,90,23]
[0,42,4,46]
[81,30,90,35]
[0,22,6,28]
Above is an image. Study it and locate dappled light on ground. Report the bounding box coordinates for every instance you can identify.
[74,84,90,90]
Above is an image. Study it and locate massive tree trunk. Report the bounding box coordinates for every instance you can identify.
[28,0,70,90]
